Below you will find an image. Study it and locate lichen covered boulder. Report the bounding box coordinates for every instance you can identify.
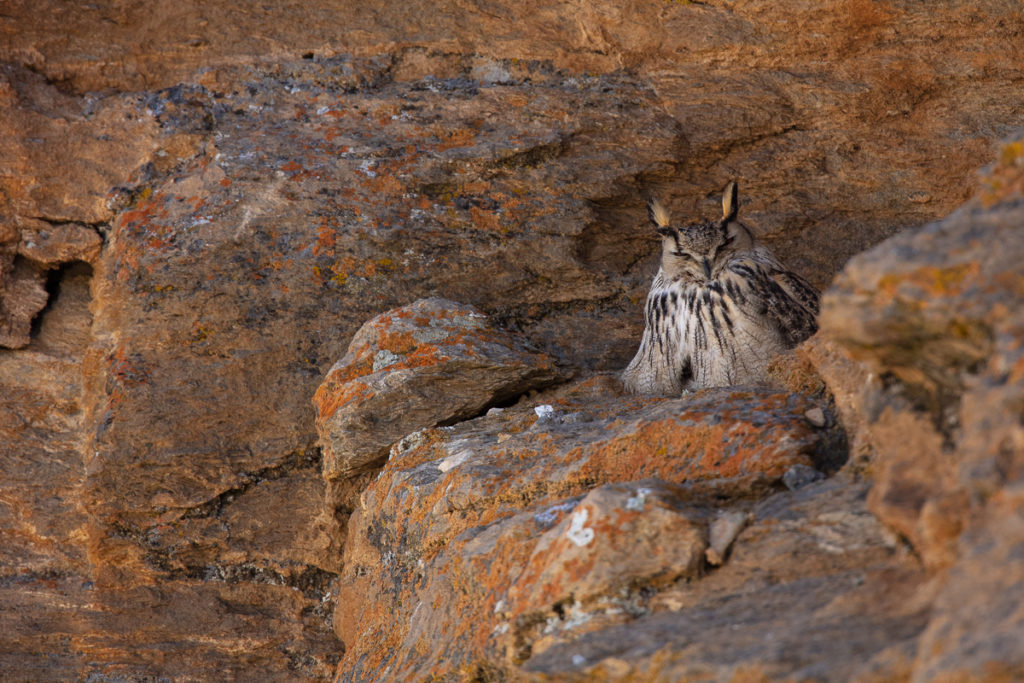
[313,298,566,480]
[818,136,1024,678]
[333,378,843,680]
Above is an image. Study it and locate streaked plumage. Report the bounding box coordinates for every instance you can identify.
[622,181,820,395]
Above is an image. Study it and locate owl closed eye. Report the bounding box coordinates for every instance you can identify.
[648,182,754,283]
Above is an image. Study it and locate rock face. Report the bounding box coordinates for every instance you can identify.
[328,137,1024,678]
[2,0,1024,679]
[313,298,565,480]
[333,377,849,680]
[819,137,1024,679]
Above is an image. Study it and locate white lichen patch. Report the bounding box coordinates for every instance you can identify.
[625,487,653,511]
[534,500,579,528]
[534,404,556,421]
[567,508,595,546]
[390,428,431,459]
[438,445,473,473]
[410,327,449,344]
[542,601,593,635]
[372,348,402,372]
[446,311,487,329]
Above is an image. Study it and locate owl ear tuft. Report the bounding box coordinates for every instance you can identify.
[722,181,739,222]
[647,197,672,232]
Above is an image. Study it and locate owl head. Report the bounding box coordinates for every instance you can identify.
[648,181,753,283]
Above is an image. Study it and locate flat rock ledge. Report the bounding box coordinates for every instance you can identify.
[333,378,847,680]
[313,297,566,480]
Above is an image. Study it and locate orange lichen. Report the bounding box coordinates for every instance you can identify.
[877,262,979,299]
[313,306,532,422]
[980,139,1024,207]
[435,128,477,151]
[469,206,504,232]
[313,361,376,421]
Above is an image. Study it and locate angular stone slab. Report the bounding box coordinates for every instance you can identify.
[505,482,707,621]
[313,297,565,480]
[333,379,844,680]
[17,219,103,267]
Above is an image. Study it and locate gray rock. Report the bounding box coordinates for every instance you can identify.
[783,463,826,491]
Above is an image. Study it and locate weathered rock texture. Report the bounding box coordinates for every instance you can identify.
[328,135,1024,678]
[1,0,1023,679]
[333,377,849,679]
[820,137,1024,679]
[314,297,565,479]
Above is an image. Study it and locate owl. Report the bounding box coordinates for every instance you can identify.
[622,181,819,395]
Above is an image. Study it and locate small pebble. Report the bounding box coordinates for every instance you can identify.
[486,407,505,417]
[534,404,556,422]
[804,407,827,428]
[706,510,749,566]
[783,463,825,491]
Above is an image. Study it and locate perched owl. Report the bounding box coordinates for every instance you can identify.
[622,181,819,395]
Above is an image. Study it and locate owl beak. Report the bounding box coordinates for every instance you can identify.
[702,258,712,279]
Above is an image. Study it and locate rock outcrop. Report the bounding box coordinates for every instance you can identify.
[324,138,1024,680]
[313,297,565,480]
[819,138,1024,680]
[2,0,1024,679]
[330,373,850,679]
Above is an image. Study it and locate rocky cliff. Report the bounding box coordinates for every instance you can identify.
[1,0,1023,680]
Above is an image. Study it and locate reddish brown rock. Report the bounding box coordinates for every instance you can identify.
[819,136,1024,677]
[17,219,102,266]
[504,482,707,639]
[313,298,565,480]
[520,475,925,682]
[821,135,1024,571]
[340,453,916,681]
[0,66,157,348]
[333,379,842,679]
[0,264,96,678]
[0,218,102,349]
[0,255,48,348]
[0,0,1022,679]
[912,488,1024,682]
[795,335,877,468]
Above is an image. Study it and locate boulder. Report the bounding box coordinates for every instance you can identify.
[821,135,1024,571]
[313,298,566,479]
[334,378,843,679]
[818,135,1024,678]
[521,475,922,682]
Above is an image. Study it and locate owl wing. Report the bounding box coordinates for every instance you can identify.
[761,265,820,345]
[773,268,820,316]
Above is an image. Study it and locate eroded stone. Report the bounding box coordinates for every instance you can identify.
[313,298,566,480]
[333,379,841,679]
